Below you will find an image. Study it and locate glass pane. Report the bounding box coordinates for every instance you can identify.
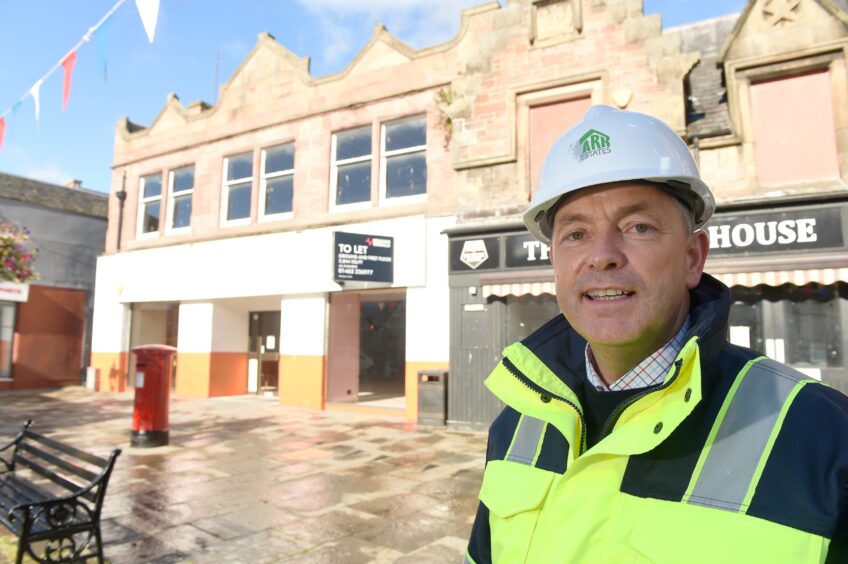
[142,174,162,199]
[172,166,194,193]
[227,182,252,220]
[386,152,426,198]
[505,295,561,344]
[385,117,426,151]
[785,295,842,367]
[336,161,371,205]
[335,127,371,161]
[143,201,160,233]
[172,194,192,228]
[728,300,765,355]
[0,303,14,378]
[227,152,253,181]
[264,144,295,174]
[265,176,293,215]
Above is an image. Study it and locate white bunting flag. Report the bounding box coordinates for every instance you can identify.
[134,0,160,43]
[30,80,43,123]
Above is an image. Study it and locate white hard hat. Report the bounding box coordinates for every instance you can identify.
[524,105,715,244]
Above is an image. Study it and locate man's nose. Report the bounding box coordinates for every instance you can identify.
[587,230,626,271]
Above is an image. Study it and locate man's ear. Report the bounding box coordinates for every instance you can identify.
[686,230,710,289]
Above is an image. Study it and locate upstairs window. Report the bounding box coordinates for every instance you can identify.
[168,165,194,232]
[222,152,253,224]
[381,116,427,201]
[138,173,163,236]
[331,126,372,208]
[750,70,840,187]
[260,143,295,219]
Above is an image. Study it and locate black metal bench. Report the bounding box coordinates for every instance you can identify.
[0,421,120,563]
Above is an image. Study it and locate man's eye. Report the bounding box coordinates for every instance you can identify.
[633,224,651,234]
[566,231,584,241]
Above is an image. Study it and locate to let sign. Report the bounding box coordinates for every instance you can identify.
[334,231,394,283]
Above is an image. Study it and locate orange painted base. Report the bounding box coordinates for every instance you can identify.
[91,352,129,392]
[279,355,325,410]
[176,352,248,398]
[405,361,450,421]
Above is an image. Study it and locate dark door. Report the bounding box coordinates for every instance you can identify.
[248,311,280,394]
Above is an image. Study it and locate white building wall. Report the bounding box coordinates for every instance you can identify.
[177,303,214,353]
[280,295,327,357]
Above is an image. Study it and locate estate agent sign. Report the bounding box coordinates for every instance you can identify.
[333,231,394,283]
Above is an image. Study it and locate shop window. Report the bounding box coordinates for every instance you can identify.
[222,152,253,224]
[750,70,840,187]
[381,116,427,201]
[331,125,372,208]
[785,293,842,368]
[137,173,163,237]
[0,302,15,379]
[504,294,561,344]
[260,143,295,219]
[529,97,592,193]
[167,165,194,232]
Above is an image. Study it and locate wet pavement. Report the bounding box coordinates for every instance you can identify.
[0,387,486,563]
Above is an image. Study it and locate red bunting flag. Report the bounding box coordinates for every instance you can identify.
[0,117,5,151]
[61,51,77,111]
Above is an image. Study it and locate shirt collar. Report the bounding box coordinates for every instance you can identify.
[585,316,692,392]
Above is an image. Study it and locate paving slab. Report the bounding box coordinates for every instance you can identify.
[0,387,485,563]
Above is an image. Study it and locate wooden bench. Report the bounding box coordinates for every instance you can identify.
[0,421,120,564]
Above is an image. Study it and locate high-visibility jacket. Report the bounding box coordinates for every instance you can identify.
[466,276,848,563]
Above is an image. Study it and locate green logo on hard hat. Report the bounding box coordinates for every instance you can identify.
[577,129,611,161]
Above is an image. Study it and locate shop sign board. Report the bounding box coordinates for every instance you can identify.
[450,238,499,271]
[0,281,29,302]
[706,207,844,256]
[333,231,394,283]
[505,234,551,267]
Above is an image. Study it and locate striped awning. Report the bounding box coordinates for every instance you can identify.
[714,268,848,287]
[482,281,556,297]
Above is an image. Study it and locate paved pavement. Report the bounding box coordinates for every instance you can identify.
[0,387,486,563]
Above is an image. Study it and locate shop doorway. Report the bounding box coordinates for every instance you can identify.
[248,311,280,395]
[128,303,178,389]
[327,290,406,408]
[728,284,848,389]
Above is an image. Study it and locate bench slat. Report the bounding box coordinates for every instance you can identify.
[23,431,108,467]
[19,443,99,484]
[15,455,97,503]
[2,475,49,503]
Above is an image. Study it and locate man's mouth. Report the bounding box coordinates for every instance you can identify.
[585,289,634,301]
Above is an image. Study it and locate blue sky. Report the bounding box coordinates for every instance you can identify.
[0,0,746,195]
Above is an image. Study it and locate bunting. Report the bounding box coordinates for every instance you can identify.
[61,52,77,111]
[0,0,160,150]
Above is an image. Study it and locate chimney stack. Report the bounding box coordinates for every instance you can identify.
[65,179,82,190]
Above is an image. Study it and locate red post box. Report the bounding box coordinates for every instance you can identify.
[131,344,176,447]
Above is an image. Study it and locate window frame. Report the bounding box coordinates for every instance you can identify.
[220,151,254,227]
[259,142,296,222]
[330,125,374,212]
[136,172,164,239]
[379,115,428,206]
[166,164,194,234]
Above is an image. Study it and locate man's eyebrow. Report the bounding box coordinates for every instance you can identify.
[554,201,660,226]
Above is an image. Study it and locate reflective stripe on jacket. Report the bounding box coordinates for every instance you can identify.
[466,275,848,564]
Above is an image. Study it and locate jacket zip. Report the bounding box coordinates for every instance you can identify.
[502,356,588,456]
[597,358,684,442]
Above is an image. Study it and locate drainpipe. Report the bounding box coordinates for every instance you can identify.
[116,170,127,252]
[691,135,701,167]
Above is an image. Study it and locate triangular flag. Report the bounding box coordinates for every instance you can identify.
[61,51,77,111]
[135,0,160,43]
[11,101,22,116]
[92,17,112,81]
[0,117,5,151]
[30,80,42,123]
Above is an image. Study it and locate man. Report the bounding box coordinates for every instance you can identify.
[465,105,847,563]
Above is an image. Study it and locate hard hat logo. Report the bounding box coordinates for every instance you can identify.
[576,128,611,161]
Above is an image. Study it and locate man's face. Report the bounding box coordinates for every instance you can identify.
[549,182,708,359]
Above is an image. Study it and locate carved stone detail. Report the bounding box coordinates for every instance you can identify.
[762,0,801,27]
